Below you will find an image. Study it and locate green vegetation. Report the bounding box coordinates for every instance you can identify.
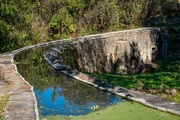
[60,46,79,70]
[88,72,180,90]
[0,94,10,120]
[41,102,180,120]
[0,0,180,53]
[88,59,180,103]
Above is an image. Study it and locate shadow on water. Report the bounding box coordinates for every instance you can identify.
[14,46,123,116]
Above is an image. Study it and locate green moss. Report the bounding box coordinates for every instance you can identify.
[41,102,180,120]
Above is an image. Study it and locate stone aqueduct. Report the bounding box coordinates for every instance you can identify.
[0,28,180,120]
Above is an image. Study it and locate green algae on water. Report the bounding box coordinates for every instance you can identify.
[41,102,180,120]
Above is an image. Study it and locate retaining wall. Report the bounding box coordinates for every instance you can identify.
[45,27,158,74]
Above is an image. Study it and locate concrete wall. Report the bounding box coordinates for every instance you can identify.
[45,28,159,74]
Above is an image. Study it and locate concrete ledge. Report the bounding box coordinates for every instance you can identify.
[0,54,39,120]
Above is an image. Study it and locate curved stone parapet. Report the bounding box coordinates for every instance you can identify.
[44,28,180,116]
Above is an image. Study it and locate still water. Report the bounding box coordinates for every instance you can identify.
[14,46,122,116]
[14,46,180,120]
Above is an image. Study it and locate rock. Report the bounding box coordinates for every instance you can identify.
[138,63,157,74]
[170,89,177,97]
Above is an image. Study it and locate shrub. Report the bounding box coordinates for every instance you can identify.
[157,83,170,93]
[49,8,75,39]
[136,79,144,91]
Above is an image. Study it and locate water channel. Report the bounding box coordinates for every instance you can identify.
[14,46,180,120]
[14,46,122,115]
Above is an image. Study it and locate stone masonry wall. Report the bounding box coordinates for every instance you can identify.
[45,28,159,74]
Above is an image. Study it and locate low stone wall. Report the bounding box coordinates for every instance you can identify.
[45,28,158,74]
[44,28,180,116]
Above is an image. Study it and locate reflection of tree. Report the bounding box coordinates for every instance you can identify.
[59,78,108,106]
[14,46,56,91]
[14,47,113,106]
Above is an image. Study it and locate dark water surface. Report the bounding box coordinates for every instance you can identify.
[14,46,123,116]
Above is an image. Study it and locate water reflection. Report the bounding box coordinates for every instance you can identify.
[14,46,122,116]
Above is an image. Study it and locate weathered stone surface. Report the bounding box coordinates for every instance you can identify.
[0,54,39,120]
[45,28,159,74]
[138,63,157,74]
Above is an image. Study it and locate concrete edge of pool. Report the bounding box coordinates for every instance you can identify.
[0,28,179,120]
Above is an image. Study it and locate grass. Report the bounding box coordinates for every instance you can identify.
[88,71,180,89]
[136,72,180,88]
[87,59,180,103]
[87,73,137,89]
[0,94,10,120]
[173,93,180,102]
